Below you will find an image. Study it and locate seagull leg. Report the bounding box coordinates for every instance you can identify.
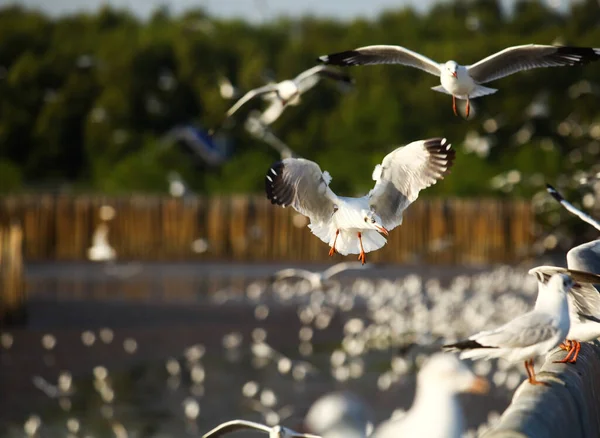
[452,95,458,116]
[568,340,581,364]
[526,359,548,386]
[465,97,471,118]
[558,340,572,351]
[357,232,366,265]
[553,340,576,364]
[329,230,340,257]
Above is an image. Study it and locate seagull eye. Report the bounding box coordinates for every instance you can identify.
[364,217,368,223]
[371,219,376,223]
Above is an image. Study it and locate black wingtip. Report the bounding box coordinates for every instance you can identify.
[546,184,564,202]
[423,138,456,176]
[319,50,361,66]
[265,161,292,207]
[553,46,600,65]
[443,340,494,351]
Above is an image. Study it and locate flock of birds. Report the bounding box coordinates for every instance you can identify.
[194,41,600,438]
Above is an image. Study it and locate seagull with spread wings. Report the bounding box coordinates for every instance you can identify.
[444,273,574,386]
[318,44,600,117]
[215,65,353,131]
[202,420,320,438]
[265,138,455,264]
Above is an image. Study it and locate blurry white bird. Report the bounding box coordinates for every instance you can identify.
[218,76,239,100]
[304,392,372,438]
[444,274,575,385]
[87,223,116,262]
[202,420,320,438]
[218,65,353,128]
[546,184,600,231]
[372,353,488,438]
[272,262,372,290]
[528,263,600,364]
[245,114,297,159]
[319,44,600,117]
[265,138,455,264]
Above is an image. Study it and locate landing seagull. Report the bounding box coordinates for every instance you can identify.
[529,265,600,364]
[444,273,574,386]
[273,262,372,290]
[319,44,600,117]
[265,138,455,264]
[217,65,353,130]
[372,353,488,438]
[202,420,321,438]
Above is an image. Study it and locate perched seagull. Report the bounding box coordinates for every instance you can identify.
[319,44,600,117]
[546,184,600,231]
[371,353,488,438]
[528,264,600,364]
[87,223,116,262]
[265,138,455,264]
[444,273,575,386]
[218,65,353,128]
[202,420,321,438]
[304,392,372,438]
[272,262,372,290]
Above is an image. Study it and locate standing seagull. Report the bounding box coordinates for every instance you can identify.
[217,65,353,129]
[444,274,575,386]
[371,354,488,438]
[265,138,455,264]
[318,44,600,117]
[202,420,320,438]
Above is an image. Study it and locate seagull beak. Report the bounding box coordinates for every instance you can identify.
[375,224,389,236]
[467,376,490,394]
[451,71,458,78]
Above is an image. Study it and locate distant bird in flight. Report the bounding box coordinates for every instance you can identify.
[265,138,455,264]
[272,261,372,290]
[319,44,600,117]
[214,65,353,132]
[202,420,320,438]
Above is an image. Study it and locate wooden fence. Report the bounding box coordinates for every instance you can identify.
[0,195,534,264]
[0,222,26,326]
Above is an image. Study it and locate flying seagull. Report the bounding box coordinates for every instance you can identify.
[215,65,353,131]
[444,273,574,386]
[546,183,600,231]
[265,138,455,264]
[528,264,600,364]
[371,353,488,438]
[202,420,321,438]
[318,44,600,117]
[272,262,372,290]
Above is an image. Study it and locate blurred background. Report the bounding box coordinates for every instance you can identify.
[1,0,600,437]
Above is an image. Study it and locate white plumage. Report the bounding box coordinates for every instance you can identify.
[265,138,455,264]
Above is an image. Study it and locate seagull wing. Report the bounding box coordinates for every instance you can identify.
[203,420,271,438]
[568,240,600,273]
[259,99,286,125]
[368,138,455,231]
[546,184,600,231]
[265,158,338,224]
[322,262,370,280]
[467,45,600,84]
[294,65,354,94]
[319,45,442,77]
[273,268,316,281]
[225,84,279,119]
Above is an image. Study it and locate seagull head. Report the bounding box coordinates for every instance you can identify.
[419,353,489,395]
[444,61,459,78]
[549,273,577,294]
[362,210,389,236]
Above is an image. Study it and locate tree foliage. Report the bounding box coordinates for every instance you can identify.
[0,0,599,198]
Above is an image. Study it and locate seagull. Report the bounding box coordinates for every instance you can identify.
[304,392,372,438]
[272,262,372,290]
[371,353,488,438]
[528,264,600,364]
[546,184,600,231]
[87,223,116,262]
[265,138,455,264]
[444,273,574,386]
[202,420,321,438]
[318,44,600,117]
[218,65,353,128]
[245,113,297,159]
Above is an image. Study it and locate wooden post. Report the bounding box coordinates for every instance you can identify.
[0,223,26,326]
[484,341,600,438]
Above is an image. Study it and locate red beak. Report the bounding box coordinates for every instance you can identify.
[376,225,389,236]
[452,72,458,78]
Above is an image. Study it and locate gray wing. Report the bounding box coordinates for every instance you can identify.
[322,262,371,279]
[568,240,600,272]
[258,99,286,125]
[547,184,600,231]
[368,138,455,231]
[467,45,600,84]
[203,420,271,438]
[294,65,353,94]
[319,45,442,77]
[225,84,279,119]
[265,158,338,224]
[471,311,558,348]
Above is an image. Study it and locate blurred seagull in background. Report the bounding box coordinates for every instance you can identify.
[546,183,600,231]
[371,353,488,438]
[265,138,455,264]
[304,392,372,438]
[88,223,116,262]
[272,262,372,290]
[202,420,321,438]
[319,44,600,117]
[444,273,575,386]
[214,65,353,132]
